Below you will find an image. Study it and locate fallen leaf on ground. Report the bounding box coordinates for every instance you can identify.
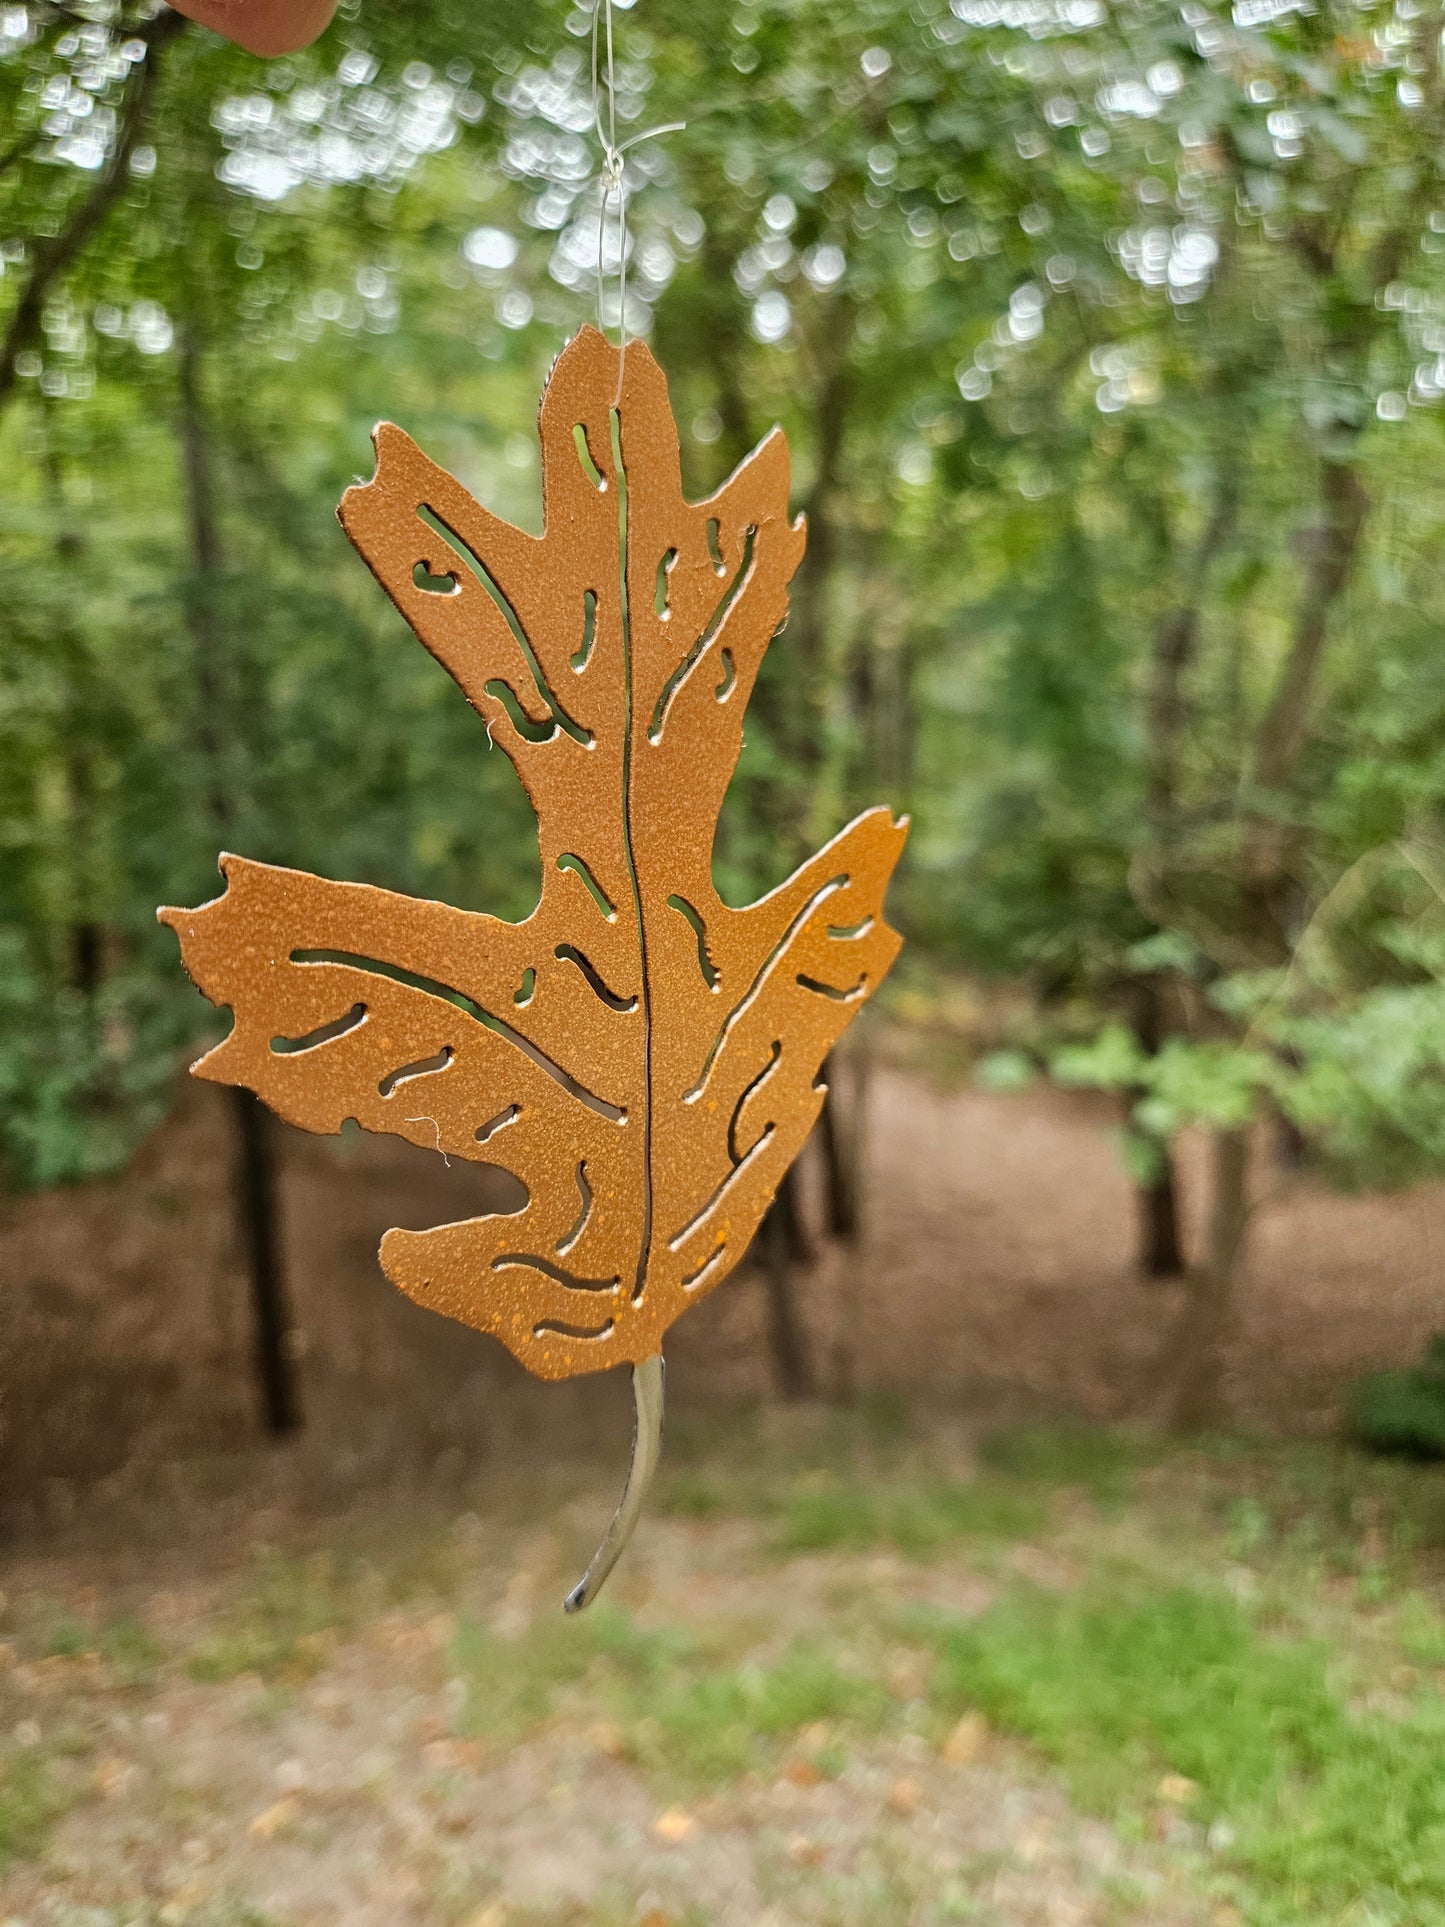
[653,1807,698,1843]
[782,1755,821,1787]
[888,1776,920,1816]
[424,1737,483,1773]
[941,1712,987,1765]
[248,1796,301,1840]
[1157,1773,1199,1805]
[159,1879,210,1918]
[93,1756,136,1798]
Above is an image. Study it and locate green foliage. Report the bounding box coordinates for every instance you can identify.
[930,1577,1445,1923]
[976,1421,1149,1507]
[3,0,1445,1209]
[0,1748,69,1869]
[1279,986,1445,1185]
[1050,1023,1145,1093]
[773,1475,1047,1556]
[970,1047,1037,1093]
[1352,1336,1445,1461]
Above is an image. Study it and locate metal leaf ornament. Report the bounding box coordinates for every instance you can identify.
[160,328,907,1606]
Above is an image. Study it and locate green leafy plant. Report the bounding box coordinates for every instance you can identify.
[1352,1336,1445,1461]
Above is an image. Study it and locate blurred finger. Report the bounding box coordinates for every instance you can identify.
[166,0,341,56]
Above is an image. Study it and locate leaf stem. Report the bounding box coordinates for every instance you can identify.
[563,1352,664,1613]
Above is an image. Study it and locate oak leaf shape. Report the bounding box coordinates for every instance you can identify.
[160,327,906,1380]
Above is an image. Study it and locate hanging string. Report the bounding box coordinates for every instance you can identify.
[588,0,684,372]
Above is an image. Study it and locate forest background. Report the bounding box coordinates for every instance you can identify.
[4,0,1445,1435]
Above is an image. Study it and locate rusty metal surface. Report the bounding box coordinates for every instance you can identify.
[160,326,906,1381]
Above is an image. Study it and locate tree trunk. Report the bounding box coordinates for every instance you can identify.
[786,325,853,766]
[753,301,855,861]
[817,1063,860,1243]
[1139,1156,1185,1281]
[1127,979,1184,1279]
[177,322,301,1438]
[1238,451,1368,952]
[762,1168,814,1402]
[230,1085,301,1434]
[1130,453,1240,1281]
[1168,1127,1249,1429]
[39,412,108,1015]
[825,1042,873,1402]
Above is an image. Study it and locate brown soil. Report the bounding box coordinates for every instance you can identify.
[2,1065,1440,1927]
[0,1500,1214,1927]
[2,1058,1441,1549]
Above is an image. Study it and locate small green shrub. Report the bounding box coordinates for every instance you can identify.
[1352,1336,1445,1460]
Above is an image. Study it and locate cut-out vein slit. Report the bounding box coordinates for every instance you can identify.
[476,1103,520,1144]
[379,1045,454,1098]
[655,547,677,617]
[797,972,867,1003]
[705,517,725,574]
[557,852,615,919]
[290,950,626,1123]
[667,894,719,991]
[573,421,606,489]
[683,1243,727,1292]
[716,648,735,699]
[827,917,874,940]
[647,526,756,743]
[514,967,536,1007]
[730,1039,782,1166]
[485,678,559,745]
[414,560,458,594]
[557,1161,592,1256]
[493,1253,620,1293]
[611,402,653,1312]
[684,876,847,1102]
[417,504,592,747]
[572,590,597,671]
[271,1003,366,1055]
[667,1124,775,1253]
[535,1318,615,1341]
[555,943,638,1013]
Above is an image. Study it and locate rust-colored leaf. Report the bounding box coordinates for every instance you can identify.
[160,327,906,1381]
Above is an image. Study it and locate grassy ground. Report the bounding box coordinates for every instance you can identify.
[2,1407,1442,1926]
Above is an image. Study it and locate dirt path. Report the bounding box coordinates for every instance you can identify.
[860,1070,1444,1430]
[0,1480,1215,1927]
[3,1062,1442,1544]
[3,1068,1441,1924]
